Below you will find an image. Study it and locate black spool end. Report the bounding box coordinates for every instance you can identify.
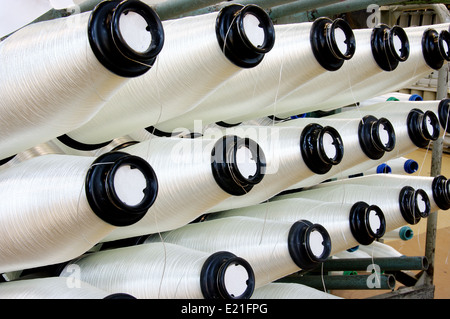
[145,126,175,137]
[0,154,15,166]
[85,151,158,227]
[438,99,450,133]
[211,135,266,196]
[300,123,344,175]
[88,0,164,77]
[288,220,332,270]
[399,186,431,224]
[358,115,396,160]
[349,202,386,246]
[371,24,409,71]
[104,293,137,299]
[407,109,440,148]
[200,251,255,299]
[216,4,275,68]
[215,121,243,128]
[310,17,356,71]
[422,28,450,70]
[56,134,112,151]
[432,175,450,210]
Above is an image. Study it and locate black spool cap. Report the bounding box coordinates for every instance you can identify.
[422,28,450,70]
[349,202,386,246]
[287,220,332,270]
[85,151,158,227]
[432,175,450,210]
[310,17,356,71]
[0,154,15,166]
[407,108,440,148]
[200,251,255,299]
[358,115,396,160]
[211,135,266,196]
[300,123,344,175]
[371,24,409,71]
[216,4,275,68]
[438,99,450,133]
[88,0,164,77]
[104,293,137,299]
[57,134,112,151]
[399,186,426,225]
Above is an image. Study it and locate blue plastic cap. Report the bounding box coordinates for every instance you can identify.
[377,163,392,174]
[409,94,423,101]
[404,159,419,174]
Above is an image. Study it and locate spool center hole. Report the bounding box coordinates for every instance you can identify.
[309,229,326,258]
[322,132,337,160]
[393,33,403,56]
[368,209,382,234]
[113,164,147,206]
[416,193,427,214]
[378,123,390,147]
[119,10,152,53]
[223,263,249,297]
[334,26,348,55]
[236,146,257,179]
[243,13,265,47]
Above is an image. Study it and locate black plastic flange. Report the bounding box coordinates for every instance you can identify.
[432,175,450,210]
[216,4,275,68]
[211,135,266,196]
[287,220,332,270]
[104,293,137,299]
[358,115,396,160]
[407,108,440,148]
[300,123,344,175]
[438,99,450,133]
[310,17,356,71]
[0,154,15,166]
[200,251,255,299]
[371,24,409,71]
[349,202,386,246]
[57,134,112,151]
[85,151,158,226]
[399,186,431,225]
[88,0,164,77]
[422,28,450,70]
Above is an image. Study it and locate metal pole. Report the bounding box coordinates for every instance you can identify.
[268,0,343,22]
[275,0,411,23]
[277,274,396,290]
[319,257,429,272]
[425,63,449,285]
[179,0,298,18]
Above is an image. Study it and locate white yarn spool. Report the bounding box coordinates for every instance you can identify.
[276,183,431,231]
[377,157,418,175]
[327,104,441,179]
[383,226,414,241]
[327,26,450,109]
[59,242,256,299]
[154,18,354,133]
[201,124,343,213]
[322,173,450,212]
[144,216,331,288]
[60,4,275,147]
[277,116,395,191]
[101,135,266,241]
[208,198,386,255]
[333,248,372,259]
[0,152,158,273]
[251,282,341,299]
[0,277,134,299]
[0,0,164,160]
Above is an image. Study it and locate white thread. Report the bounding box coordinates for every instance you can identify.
[0,154,117,273]
[209,198,379,255]
[145,216,314,288]
[275,183,419,232]
[0,277,122,299]
[321,173,444,213]
[251,282,342,299]
[203,125,324,213]
[154,22,328,133]
[101,136,238,242]
[60,242,235,299]
[65,11,245,144]
[358,241,403,258]
[0,11,130,160]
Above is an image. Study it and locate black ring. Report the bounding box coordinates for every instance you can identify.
[399,186,422,225]
[57,134,112,151]
[407,109,440,148]
[438,99,450,133]
[415,188,431,218]
[432,175,450,210]
[85,151,158,226]
[358,115,396,160]
[422,28,447,70]
[371,24,409,71]
[349,202,386,245]
[211,135,266,196]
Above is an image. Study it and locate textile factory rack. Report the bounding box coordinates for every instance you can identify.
[0,0,449,299]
